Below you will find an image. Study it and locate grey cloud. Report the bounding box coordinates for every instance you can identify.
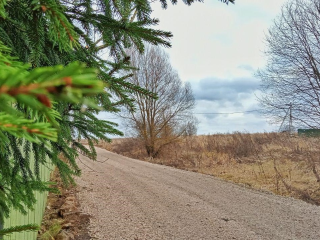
[191,77,260,103]
[233,101,243,108]
[190,77,264,132]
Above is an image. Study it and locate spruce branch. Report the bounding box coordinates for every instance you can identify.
[0,113,57,143]
[33,0,79,50]
[0,224,40,238]
[0,61,105,110]
[0,0,7,19]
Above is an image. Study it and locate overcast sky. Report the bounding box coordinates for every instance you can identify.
[101,0,289,135]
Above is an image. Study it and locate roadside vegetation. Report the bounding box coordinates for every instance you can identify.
[38,168,90,240]
[96,132,320,205]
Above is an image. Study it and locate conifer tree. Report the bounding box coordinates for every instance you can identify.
[0,0,234,237]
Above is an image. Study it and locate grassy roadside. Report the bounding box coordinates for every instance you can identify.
[96,132,320,205]
[38,168,91,240]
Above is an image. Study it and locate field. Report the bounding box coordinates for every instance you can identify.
[96,132,320,205]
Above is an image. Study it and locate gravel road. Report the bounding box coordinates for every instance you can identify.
[75,147,320,240]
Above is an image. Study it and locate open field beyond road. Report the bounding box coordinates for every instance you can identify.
[76,147,320,240]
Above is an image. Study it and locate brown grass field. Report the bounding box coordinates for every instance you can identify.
[95,132,320,205]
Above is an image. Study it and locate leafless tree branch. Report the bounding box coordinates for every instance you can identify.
[119,45,197,157]
[258,0,320,129]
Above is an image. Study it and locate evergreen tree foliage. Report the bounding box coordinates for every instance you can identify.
[0,223,39,238]
[0,0,234,236]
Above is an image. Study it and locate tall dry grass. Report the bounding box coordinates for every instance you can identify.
[98,132,320,205]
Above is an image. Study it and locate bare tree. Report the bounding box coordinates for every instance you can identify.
[121,45,197,158]
[257,0,320,129]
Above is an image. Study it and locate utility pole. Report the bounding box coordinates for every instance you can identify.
[278,103,294,134]
[278,107,289,132]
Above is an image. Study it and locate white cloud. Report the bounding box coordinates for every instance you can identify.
[151,0,287,81]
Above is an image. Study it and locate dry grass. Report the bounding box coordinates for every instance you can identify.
[97,132,320,205]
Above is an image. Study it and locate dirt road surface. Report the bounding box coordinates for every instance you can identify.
[75,147,320,240]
